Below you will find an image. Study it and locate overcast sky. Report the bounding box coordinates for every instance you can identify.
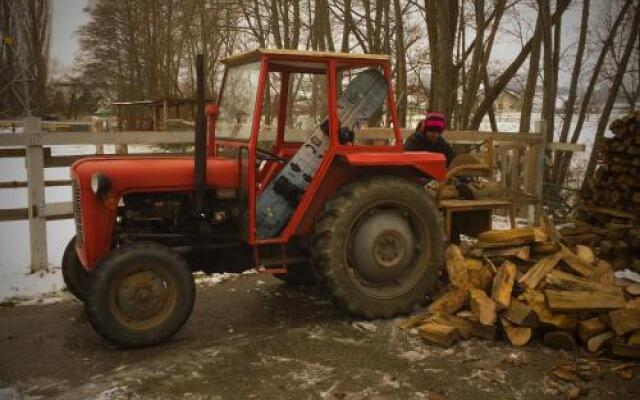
[50,1,589,87]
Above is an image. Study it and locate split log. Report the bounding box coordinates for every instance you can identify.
[545,270,623,294]
[560,246,593,277]
[628,331,640,346]
[466,260,494,291]
[500,317,532,347]
[589,260,615,286]
[469,288,497,326]
[518,252,563,290]
[427,287,469,315]
[417,321,459,347]
[608,309,640,335]
[578,317,608,343]
[533,227,548,243]
[532,241,561,255]
[468,246,530,261]
[431,313,496,340]
[445,245,468,289]
[491,261,517,309]
[503,297,539,327]
[520,289,577,330]
[576,245,595,264]
[545,289,626,313]
[397,315,427,331]
[626,284,640,296]
[611,342,640,359]
[587,331,615,353]
[627,298,640,310]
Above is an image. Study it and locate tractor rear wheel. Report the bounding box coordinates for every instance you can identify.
[62,236,91,302]
[311,176,444,319]
[86,243,195,348]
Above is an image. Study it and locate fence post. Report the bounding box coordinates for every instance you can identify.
[24,116,48,273]
[533,119,546,225]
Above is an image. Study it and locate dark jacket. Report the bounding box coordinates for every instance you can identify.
[403,131,456,167]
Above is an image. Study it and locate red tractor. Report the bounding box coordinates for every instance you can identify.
[63,49,447,348]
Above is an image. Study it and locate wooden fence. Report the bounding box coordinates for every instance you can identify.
[0,117,584,273]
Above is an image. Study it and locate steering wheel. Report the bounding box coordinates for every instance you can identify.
[256,148,287,163]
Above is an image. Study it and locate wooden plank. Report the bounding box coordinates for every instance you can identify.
[0,208,28,221]
[491,260,517,309]
[0,148,25,157]
[44,202,72,218]
[544,289,626,313]
[0,130,195,146]
[547,142,586,152]
[0,180,71,189]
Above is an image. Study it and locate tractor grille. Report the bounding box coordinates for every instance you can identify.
[72,178,84,247]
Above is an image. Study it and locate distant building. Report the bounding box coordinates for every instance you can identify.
[495,89,522,112]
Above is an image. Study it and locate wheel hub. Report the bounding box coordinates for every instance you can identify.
[350,211,415,283]
[117,271,169,321]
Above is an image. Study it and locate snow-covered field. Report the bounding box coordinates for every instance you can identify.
[0,113,618,302]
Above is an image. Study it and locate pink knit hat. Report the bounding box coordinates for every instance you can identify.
[422,112,446,133]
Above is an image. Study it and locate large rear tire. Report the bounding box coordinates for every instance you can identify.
[86,243,195,348]
[61,236,91,302]
[311,176,444,318]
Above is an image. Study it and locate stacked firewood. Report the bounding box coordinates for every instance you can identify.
[400,221,640,358]
[577,111,640,272]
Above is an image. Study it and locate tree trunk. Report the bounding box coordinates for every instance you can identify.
[394,0,407,126]
[469,0,570,129]
[550,0,589,185]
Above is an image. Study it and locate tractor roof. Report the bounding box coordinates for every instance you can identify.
[220,49,390,72]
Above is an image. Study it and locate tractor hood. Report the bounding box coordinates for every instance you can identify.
[71,156,240,194]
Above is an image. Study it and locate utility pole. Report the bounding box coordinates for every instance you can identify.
[0,0,36,117]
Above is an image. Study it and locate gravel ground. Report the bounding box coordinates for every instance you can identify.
[1,273,639,400]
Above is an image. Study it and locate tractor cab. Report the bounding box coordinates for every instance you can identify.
[65,49,448,349]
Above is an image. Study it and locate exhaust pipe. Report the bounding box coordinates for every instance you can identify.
[194,54,207,216]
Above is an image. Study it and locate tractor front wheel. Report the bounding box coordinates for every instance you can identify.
[62,236,91,302]
[86,243,195,348]
[311,176,444,319]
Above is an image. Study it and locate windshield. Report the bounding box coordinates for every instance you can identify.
[216,62,261,140]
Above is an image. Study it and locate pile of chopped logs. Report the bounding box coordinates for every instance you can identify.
[400,219,640,358]
[577,111,640,272]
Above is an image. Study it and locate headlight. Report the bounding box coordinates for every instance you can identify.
[90,173,111,198]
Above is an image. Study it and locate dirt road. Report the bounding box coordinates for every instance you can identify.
[1,273,638,399]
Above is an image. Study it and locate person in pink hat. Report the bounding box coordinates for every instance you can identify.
[404,112,456,167]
